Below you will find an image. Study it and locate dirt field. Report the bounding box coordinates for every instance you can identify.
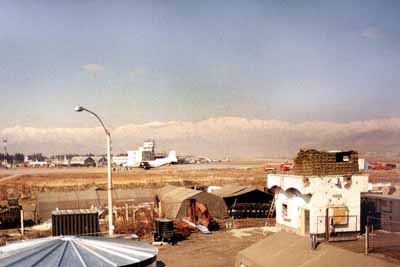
[0,162,268,202]
[156,227,400,267]
[1,162,398,187]
[156,227,267,267]
[333,231,400,265]
[368,169,400,185]
[0,227,268,267]
[0,162,266,186]
[8,166,265,189]
[0,161,399,202]
[0,161,399,266]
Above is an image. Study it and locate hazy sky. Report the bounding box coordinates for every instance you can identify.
[1,0,399,130]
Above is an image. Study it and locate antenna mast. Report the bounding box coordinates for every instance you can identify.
[2,138,7,165]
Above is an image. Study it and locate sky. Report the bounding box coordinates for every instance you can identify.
[1,1,400,156]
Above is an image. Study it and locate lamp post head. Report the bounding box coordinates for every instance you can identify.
[74,106,85,112]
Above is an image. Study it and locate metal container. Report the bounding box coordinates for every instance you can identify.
[0,198,21,227]
[154,218,174,242]
[52,209,100,236]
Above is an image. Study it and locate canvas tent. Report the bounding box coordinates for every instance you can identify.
[212,185,272,207]
[235,231,397,267]
[156,185,228,219]
[36,187,156,221]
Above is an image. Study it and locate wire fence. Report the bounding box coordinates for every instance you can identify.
[316,215,359,241]
[366,216,400,262]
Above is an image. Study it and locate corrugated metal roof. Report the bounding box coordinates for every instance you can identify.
[52,209,98,215]
[0,236,157,267]
[363,193,400,201]
[212,185,261,198]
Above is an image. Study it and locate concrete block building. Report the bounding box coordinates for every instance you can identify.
[267,149,368,237]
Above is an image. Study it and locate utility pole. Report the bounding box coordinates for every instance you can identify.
[75,106,114,236]
[2,138,7,166]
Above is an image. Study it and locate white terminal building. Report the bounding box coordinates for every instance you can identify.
[267,150,368,238]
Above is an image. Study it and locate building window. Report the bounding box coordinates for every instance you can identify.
[336,152,351,162]
[282,203,288,218]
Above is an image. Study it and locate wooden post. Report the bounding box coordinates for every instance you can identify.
[371,224,374,252]
[325,208,329,241]
[125,203,129,222]
[132,207,136,222]
[366,225,369,254]
[20,209,24,236]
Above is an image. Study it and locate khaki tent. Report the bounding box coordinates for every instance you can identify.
[235,231,397,267]
[157,185,228,219]
[36,187,156,221]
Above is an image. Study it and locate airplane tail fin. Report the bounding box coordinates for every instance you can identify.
[168,151,177,163]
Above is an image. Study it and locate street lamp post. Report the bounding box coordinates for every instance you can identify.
[74,106,114,236]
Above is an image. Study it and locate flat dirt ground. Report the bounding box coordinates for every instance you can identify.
[0,160,399,202]
[1,161,398,188]
[0,161,271,201]
[333,231,400,265]
[156,227,267,267]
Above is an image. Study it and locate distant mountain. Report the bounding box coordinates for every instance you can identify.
[2,117,400,159]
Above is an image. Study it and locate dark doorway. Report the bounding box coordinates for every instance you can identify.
[304,209,310,234]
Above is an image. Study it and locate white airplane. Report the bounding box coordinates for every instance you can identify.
[141,151,177,169]
[28,160,49,167]
[112,156,129,166]
[123,148,143,168]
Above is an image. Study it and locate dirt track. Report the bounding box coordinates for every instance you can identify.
[157,228,267,267]
[0,162,266,194]
[333,231,400,265]
[0,162,268,204]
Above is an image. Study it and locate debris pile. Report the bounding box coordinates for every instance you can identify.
[188,201,211,227]
[173,219,196,238]
[114,206,157,237]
